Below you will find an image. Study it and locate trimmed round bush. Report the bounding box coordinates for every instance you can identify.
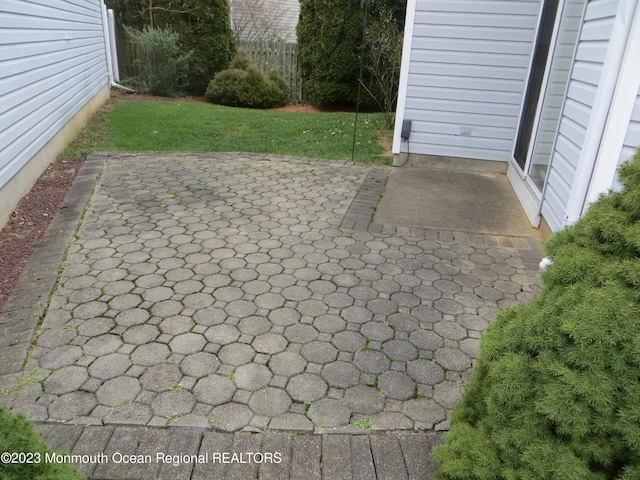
[205,51,288,109]
[433,151,640,479]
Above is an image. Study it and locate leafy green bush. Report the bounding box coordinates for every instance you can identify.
[125,26,192,97]
[297,0,406,108]
[205,51,288,108]
[297,0,363,107]
[433,151,640,479]
[0,405,84,480]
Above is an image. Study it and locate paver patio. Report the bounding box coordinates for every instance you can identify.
[0,152,542,478]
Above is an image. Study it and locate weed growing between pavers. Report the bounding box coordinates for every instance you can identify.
[433,152,640,479]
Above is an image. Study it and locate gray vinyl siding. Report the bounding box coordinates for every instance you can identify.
[402,0,541,162]
[540,0,617,231]
[0,0,108,190]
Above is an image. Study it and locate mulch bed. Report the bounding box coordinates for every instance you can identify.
[0,157,84,312]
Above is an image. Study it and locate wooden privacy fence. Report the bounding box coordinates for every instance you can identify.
[114,30,305,102]
[115,27,143,80]
[238,40,304,103]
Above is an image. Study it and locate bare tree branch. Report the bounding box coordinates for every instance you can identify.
[229,0,291,42]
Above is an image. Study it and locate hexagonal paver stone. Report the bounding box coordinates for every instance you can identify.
[235,364,272,391]
[180,352,221,378]
[406,359,445,386]
[269,308,301,326]
[313,315,346,334]
[83,334,122,356]
[252,333,287,355]
[341,306,373,324]
[386,313,419,332]
[409,330,444,351]
[140,363,183,392]
[224,300,257,319]
[108,293,143,311]
[151,300,183,318]
[353,350,390,375]
[345,385,385,415]
[78,317,114,337]
[322,362,360,389]
[249,387,292,416]
[218,343,255,366]
[434,349,472,372]
[204,325,240,345]
[115,308,150,327]
[301,341,338,364]
[44,366,89,395]
[382,340,418,362]
[377,371,415,401]
[123,325,160,345]
[96,377,141,407]
[194,375,236,406]
[254,293,286,310]
[403,399,446,428]
[297,299,328,317]
[460,338,480,358]
[331,331,366,353]
[37,326,75,349]
[39,345,82,370]
[307,398,350,428]
[433,381,464,409]
[151,391,196,417]
[88,353,131,380]
[286,373,328,402]
[284,324,318,344]
[209,403,252,432]
[368,412,413,431]
[104,402,153,425]
[131,343,170,366]
[360,322,394,343]
[269,413,314,432]
[73,301,108,320]
[269,351,306,377]
[170,333,207,355]
[159,316,194,335]
[238,316,271,336]
[48,392,97,421]
[143,286,174,303]
[434,321,468,341]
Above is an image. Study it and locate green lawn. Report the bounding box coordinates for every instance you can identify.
[65,99,391,164]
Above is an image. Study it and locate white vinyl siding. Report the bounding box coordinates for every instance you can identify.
[540,0,617,231]
[231,0,299,43]
[619,92,640,170]
[0,0,108,190]
[527,0,584,190]
[400,0,541,162]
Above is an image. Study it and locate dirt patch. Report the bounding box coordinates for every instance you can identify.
[0,157,84,312]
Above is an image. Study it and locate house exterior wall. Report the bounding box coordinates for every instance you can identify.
[393,0,542,162]
[539,0,619,230]
[0,0,109,227]
[618,87,640,172]
[538,0,640,232]
[231,0,299,43]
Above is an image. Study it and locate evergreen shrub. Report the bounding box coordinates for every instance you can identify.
[205,51,288,109]
[0,405,84,480]
[433,151,640,479]
[124,26,192,97]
